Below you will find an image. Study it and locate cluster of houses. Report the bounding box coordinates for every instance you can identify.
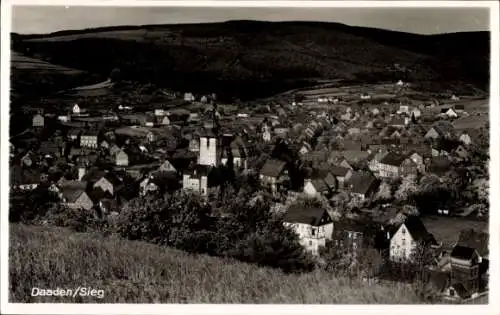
[10,87,488,302]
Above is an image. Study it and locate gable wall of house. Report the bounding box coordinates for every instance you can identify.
[390,224,417,262]
[33,115,45,127]
[285,221,334,256]
[159,161,176,172]
[303,181,318,197]
[116,152,129,166]
[76,192,94,211]
[459,134,472,146]
[425,128,440,139]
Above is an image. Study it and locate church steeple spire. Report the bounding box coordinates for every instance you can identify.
[211,102,220,136]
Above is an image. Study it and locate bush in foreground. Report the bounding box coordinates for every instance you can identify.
[9,223,422,303]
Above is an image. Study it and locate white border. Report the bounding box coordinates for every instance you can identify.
[1,0,498,8]
[1,1,499,315]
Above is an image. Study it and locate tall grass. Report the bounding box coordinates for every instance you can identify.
[9,223,422,303]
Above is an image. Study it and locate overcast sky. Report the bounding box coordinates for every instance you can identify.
[12,6,490,35]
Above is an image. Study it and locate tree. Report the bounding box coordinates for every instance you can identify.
[356,248,385,278]
[9,187,59,224]
[410,243,438,297]
[116,195,172,244]
[374,180,393,202]
[216,196,315,272]
[319,240,353,275]
[395,174,418,201]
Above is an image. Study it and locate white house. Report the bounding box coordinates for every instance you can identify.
[182,166,209,196]
[58,115,70,123]
[397,105,410,115]
[262,125,272,142]
[303,173,335,197]
[140,175,159,196]
[411,108,422,119]
[184,92,195,102]
[72,104,81,115]
[389,216,438,262]
[459,132,473,146]
[154,109,165,116]
[115,150,129,166]
[283,206,334,256]
[441,108,459,119]
[410,152,425,173]
[32,114,45,127]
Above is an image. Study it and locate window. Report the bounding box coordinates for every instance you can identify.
[309,240,313,246]
[352,233,357,240]
[449,289,455,297]
[311,228,316,236]
[402,238,406,246]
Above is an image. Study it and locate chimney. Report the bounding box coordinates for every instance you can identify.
[386,231,390,240]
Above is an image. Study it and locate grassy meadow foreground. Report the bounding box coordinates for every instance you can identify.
[9,223,422,304]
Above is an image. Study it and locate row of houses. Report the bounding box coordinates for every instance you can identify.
[283,203,488,301]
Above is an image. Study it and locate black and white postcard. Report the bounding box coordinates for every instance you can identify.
[1,1,499,314]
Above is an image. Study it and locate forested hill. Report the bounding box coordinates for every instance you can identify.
[11,20,490,101]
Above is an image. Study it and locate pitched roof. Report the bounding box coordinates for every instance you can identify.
[39,142,60,154]
[284,206,330,226]
[337,218,366,233]
[380,152,406,166]
[457,229,489,258]
[371,150,389,162]
[348,171,378,195]
[343,140,362,151]
[260,159,287,177]
[343,150,371,164]
[67,129,81,136]
[450,245,477,260]
[102,172,124,187]
[62,188,86,203]
[373,207,401,224]
[403,216,438,245]
[82,130,100,136]
[433,120,455,136]
[428,157,452,174]
[309,179,329,193]
[329,166,350,177]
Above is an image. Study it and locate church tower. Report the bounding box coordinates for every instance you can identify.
[199,134,218,166]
